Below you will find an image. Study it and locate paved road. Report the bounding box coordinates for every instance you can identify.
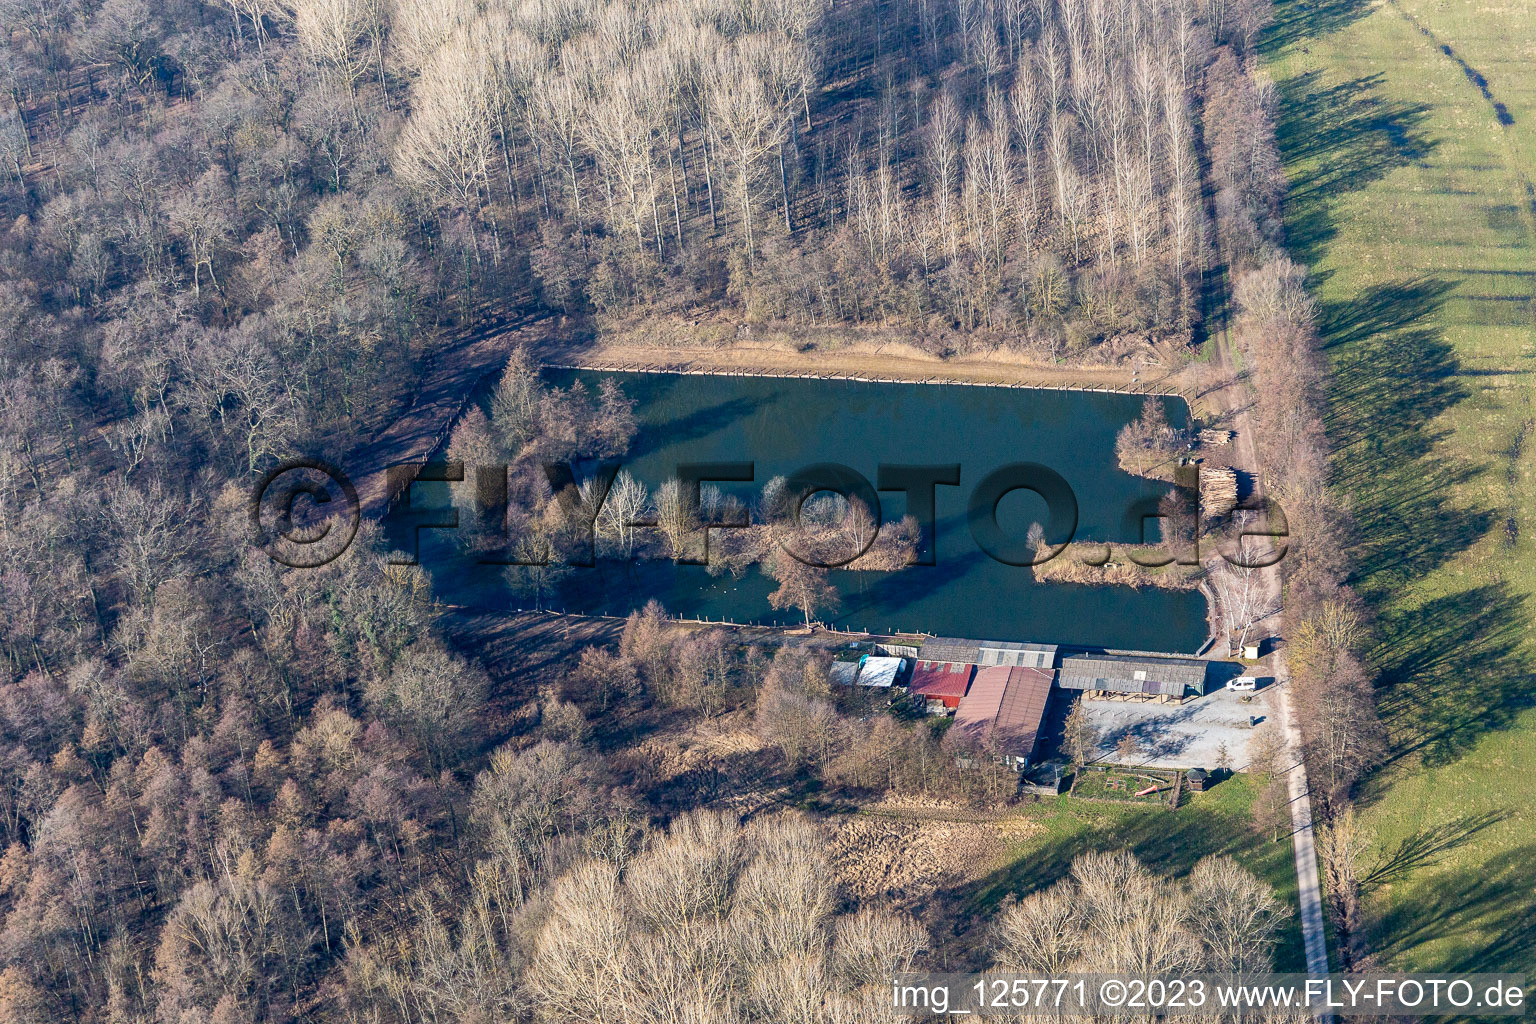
[1273,663,1331,975]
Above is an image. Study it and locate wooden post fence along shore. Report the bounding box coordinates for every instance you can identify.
[541,362,1187,399]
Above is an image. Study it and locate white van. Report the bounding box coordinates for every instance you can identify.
[1227,676,1259,692]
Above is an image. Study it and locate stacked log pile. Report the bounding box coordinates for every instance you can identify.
[1201,467,1239,517]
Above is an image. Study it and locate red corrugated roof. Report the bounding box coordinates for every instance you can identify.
[909,660,974,699]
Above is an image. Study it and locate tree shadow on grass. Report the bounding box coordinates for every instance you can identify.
[1366,584,1535,768]
[1368,842,1536,974]
[953,792,1307,970]
[1262,0,1379,53]
[1362,811,1509,887]
[1317,277,1536,768]
[1275,71,1436,269]
[1324,278,1491,580]
[1311,273,1536,769]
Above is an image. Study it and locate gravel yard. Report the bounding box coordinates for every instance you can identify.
[1081,684,1276,770]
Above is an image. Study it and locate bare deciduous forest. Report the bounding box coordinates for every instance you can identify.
[0,0,1364,1016]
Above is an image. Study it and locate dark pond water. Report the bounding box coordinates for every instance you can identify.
[399,370,1209,653]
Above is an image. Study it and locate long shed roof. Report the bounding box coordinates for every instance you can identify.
[992,666,1054,759]
[951,666,1054,760]
[918,637,1059,668]
[919,637,985,664]
[1056,653,1207,697]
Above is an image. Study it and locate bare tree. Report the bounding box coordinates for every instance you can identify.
[832,909,926,987]
[1187,855,1288,972]
[394,30,495,223]
[595,470,647,557]
[583,63,667,254]
[532,69,590,227]
[528,859,635,1022]
[708,45,786,264]
[992,885,1083,973]
[1316,806,1369,969]
[288,0,378,97]
[992,850,1285,982]
[1,105,28,186]
[766,551,839,626]
[363,641,488,770]
[1009,54,1044,242]
[924,88,962,258]
[653,478,697,561]
[1214,520,1269,654]
[100,481,197,606]
[388,0,477,75]
[1062,698,1097,768]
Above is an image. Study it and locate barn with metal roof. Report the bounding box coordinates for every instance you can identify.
[978,641,1057,669]
[918,637,984,664]
[951,666,1010,745]
[991,667,1055,764]
[1055,653,1208,698]
[952,665,1054,764]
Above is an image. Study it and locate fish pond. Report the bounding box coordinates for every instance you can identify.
[402,369,1209,653]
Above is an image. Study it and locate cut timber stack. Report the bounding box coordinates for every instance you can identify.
[1201,467,1239,517]
[1198,428,1234,446]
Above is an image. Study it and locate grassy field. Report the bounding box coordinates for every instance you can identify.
[1263,0,1536,975]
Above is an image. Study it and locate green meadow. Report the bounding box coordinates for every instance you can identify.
[1264,0,1536,974]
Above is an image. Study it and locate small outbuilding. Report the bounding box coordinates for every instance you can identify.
[908,660,974,709]
[855,656,906,689]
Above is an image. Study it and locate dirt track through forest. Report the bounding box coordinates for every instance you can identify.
[347,313,545,518]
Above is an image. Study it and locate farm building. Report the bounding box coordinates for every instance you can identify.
[855,656,906,689]
[829,661,860,688]
[1056,653,1208,699]
[908,660,974,710]
[917,637,1058,669]
[991,667,1054,764]
[951,667,1009,744]
[916,637,984,665]
[952,665,1055,765]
